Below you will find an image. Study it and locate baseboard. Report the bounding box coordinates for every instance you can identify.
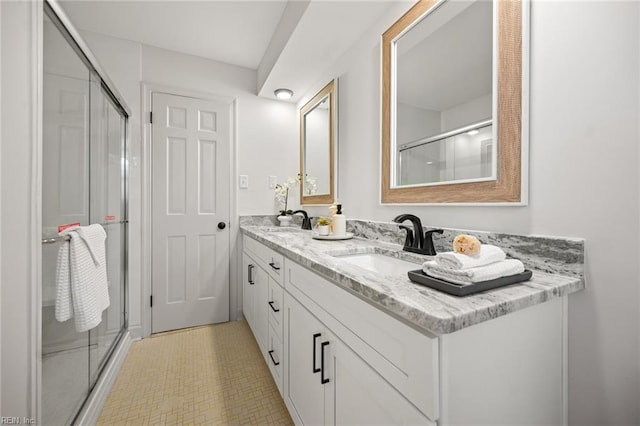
[234,307,245,322]
[127,324,144,341]
[75,331,132,425]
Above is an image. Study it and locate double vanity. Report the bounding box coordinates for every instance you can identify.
[240,216,584,425]
[248,0,567,423]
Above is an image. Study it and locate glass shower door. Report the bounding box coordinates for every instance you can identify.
[41,11,92,425]
[42,4,128,424]
[88,80,127,384]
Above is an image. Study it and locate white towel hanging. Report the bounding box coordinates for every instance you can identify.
[55,224,110,332]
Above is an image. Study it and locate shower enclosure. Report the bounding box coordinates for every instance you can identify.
[41,2,129,424]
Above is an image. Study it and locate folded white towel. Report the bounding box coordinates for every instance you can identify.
[435,244,506,270]
[55,224,110,332]
[423,259,525,286]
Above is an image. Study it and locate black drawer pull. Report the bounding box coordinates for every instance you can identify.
[269,261,281,271]
[312,333,321,373]
[268,301,280,313]
[248,264,255,285]
[320,341,330,384]
[268,350,280,366]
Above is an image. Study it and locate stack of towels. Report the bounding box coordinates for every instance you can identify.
[422,236,524,286]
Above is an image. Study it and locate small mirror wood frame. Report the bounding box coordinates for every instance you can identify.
[382,0,526,204]
[300,80,336,205]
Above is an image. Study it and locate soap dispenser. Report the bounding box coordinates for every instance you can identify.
[328,203,338,234]
[333,204,346,236]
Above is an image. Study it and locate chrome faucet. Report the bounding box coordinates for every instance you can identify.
[392,214,443,255]
[292,210,313,230]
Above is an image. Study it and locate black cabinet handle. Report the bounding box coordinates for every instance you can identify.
[268,350,280,366]
[269,262,281,271]
[320,341,330,384]
[248,264,254,285]
[312,333,321,373]
[268,301,280,313]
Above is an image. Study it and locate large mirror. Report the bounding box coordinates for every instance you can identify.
[382,0,527,203]
[300,80,336,205]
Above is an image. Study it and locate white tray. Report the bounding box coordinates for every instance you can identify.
[312,232,354,241]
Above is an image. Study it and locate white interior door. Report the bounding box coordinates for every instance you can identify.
[151,92,230,333]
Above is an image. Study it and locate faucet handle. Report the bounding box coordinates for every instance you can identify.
[423,229,444,256]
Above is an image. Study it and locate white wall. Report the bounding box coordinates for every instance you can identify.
[530,3,639,423]
[299,1,640,424]
[0,0,4,416]
[0,0,39,418]
[232,96,298,216]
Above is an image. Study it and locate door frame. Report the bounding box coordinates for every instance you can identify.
[141,82,238,338]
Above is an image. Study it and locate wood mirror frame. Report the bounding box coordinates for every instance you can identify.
[382,0,526,204]
[300,80,336,205]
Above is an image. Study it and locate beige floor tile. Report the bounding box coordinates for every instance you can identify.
[97,321,293,426]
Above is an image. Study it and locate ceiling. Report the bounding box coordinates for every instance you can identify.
[58,0,400,102]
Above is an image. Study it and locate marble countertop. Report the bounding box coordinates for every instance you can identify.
[240,225,584,335]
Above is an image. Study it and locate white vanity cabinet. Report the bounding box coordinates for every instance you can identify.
[266,277,285,394]
[285,293,330,424]
[284,260,438,425]
[243,236,286,393]
[285,291,435,426]
[242,253,268,351]
[242,234,568,426]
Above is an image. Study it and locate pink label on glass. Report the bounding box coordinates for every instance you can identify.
[58,222,80,233]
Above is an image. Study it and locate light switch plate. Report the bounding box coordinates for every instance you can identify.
[268,176,277,189]
[239,175,249,189]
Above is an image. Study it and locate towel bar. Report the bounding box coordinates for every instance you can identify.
[41,220,128,244]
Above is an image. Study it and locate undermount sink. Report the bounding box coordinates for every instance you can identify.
[333,252,420,276]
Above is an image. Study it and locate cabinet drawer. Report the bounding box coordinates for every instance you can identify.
[244,235,284,285]
[267,324,284,396]
[285,260,439,421]
[268,278,284,341]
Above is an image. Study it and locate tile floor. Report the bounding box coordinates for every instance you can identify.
[97,321,293,425]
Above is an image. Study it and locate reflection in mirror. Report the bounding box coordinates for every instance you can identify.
[303,96,330,195]
[382,0,526,203]
[396,0,493,186]
[300,80,336,205]
[399,120,493,185]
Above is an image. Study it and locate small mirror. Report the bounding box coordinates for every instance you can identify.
[382,0,527,203]
[300,80,336,205]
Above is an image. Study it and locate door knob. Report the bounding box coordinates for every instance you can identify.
[217,222,226,230]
